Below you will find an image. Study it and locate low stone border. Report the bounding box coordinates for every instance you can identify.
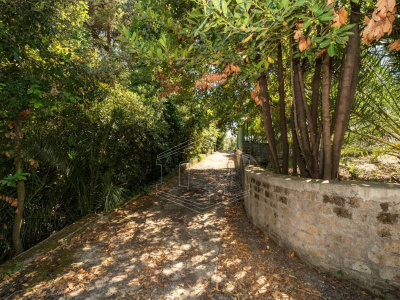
[0,194,140,278]
[242,163,400,299]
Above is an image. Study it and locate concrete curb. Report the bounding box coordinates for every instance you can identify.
[0,194,141,277]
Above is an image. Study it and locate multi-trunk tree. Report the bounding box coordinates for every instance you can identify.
[120,0,398,180]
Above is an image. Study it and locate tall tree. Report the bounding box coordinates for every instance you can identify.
[118,0,398,180]
[0,0,89,254]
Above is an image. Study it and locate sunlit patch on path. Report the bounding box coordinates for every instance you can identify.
[156,150,249,214]
[0,152,374,299]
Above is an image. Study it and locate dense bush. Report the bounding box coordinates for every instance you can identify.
[0,85,219,262]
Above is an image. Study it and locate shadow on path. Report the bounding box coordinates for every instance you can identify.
[0,152,375,299]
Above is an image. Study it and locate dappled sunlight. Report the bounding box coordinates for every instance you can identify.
[0,152,373,299]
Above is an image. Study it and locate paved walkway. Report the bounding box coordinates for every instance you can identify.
[0,152,375,299]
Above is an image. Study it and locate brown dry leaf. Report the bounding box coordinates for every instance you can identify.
[376,0,386,9]
[388,40,400,51]
[387,0,396,11]
[19,109,30,117]
[377,7,388,18]
[3,224,6,229]
[374,24,385,41]
[332,13,341,28]
[338,8,348,25]
[299,37,311,52]
[363,0,397,45]
[29,158,39,169]
[50,84,59,96]
[294,29,303,42]
[316,47,328,57]
[372,11,382,22]
[388,13,395,23]
[383,18,391,32]
[230,64,241,74]
[251,82,260,105]
[241,33,254,44]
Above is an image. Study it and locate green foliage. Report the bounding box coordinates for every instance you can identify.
[7,262,24,276]
[0,76,219,263]
[349,51,400,157]
[1,170,30,187]
[1,0,398,265]
[0,0,89,122]
[0,0,221,262]
[348,165,360,180]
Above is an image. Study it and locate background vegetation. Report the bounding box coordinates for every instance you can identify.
[0,0,221,262]
[0,0,399,262]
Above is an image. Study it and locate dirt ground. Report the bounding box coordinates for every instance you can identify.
[0,152,378,299]
[340,154,400,183]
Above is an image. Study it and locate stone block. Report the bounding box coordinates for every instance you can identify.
[333,206,352,219]
[303,223,321,236]
[301,191,318,202]
[381,240,400,254]
[344,259,372,274]
[368,251,400,268]
[377,212,399,225]
[341,246,363,260]
[280,204,293,216]
[317,215,340,229]
[304,244,326,260]
[380,267,400,281]
[330,233,353,245]
[274,185,283,194]
[348,197,362,208]
[315,204,331,214]
[278,196,288,205]
[262,182,270,190]
[270,202,278,209]
[298,211,315,223]
[296,230,315,244]
[323,194,345,206]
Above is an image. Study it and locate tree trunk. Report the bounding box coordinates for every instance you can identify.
[321,53,332,179]
[292,57,316,177]
[277,42,289,175]
[311,59,322,139]
[291,107,309,177]
[331,2,361,178]
[12,119,25,255]
[292,145,298,175]
[297,66,320,176]
[259,73,281,173]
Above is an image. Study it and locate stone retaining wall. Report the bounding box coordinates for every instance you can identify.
[244,166,400,299]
